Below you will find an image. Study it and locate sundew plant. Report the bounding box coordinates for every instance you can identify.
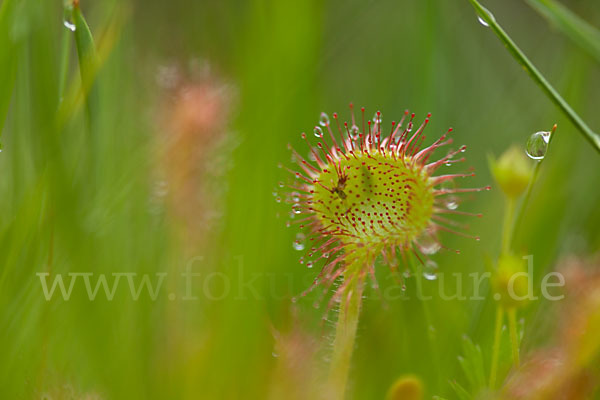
[1,1,600,400]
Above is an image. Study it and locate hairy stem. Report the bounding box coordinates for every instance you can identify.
[328,268,365,400]
[489,306,504,389]
[507,308,520,367]
[411,254,441,387]
[467,0,600,154]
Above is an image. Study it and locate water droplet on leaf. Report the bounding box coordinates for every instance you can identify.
[314,126,324,138]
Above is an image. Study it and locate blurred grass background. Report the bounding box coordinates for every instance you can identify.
[1,0,599,399]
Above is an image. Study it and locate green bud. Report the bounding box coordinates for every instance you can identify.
[488,146,532,199]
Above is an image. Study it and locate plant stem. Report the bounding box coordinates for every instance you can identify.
[489,306,504,389]
[511,124,557,248]
[510,161,541,248]
[328,270,365,400]
[466,0,600,154]
[507,308,520,367]
[501,197,515,256]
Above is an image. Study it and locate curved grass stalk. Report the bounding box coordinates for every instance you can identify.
[467,0,600,154]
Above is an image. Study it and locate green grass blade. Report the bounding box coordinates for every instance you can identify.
[57,4,124,131]
[526,0,600,64]
[69,0,103,188]
[449,380,472,400]
[0,0,18,140]
[466,0,600,154]
[461,336,486,390]
[71,0,100,129]
[58,8,72,103]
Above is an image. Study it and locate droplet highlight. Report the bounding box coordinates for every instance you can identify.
[319,112,330,127]
[349,125,360,140]
[373,111,382,124]
[418,232,441,255]
[526,130,551,160]
[422,260,438,281]
[293,233,305,251]
[475,5,495,28]
[63,20,76,32]
[477,16,489,27]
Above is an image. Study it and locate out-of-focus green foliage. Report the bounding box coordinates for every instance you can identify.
[526,0,600,63]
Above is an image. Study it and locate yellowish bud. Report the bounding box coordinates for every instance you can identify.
[488,146,532,199]
[386,375,424,400]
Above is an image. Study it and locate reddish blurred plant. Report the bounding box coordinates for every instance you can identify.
[155,63,235,250]
[267,309,324,400]
[501,255,600,399]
